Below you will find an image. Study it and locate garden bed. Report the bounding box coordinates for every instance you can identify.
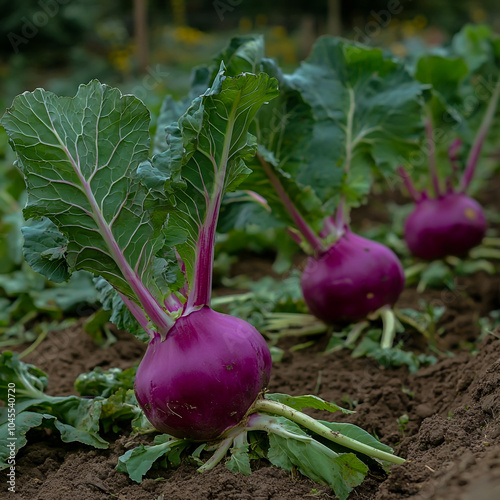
[3,30,500,498]
[11,265,500,500]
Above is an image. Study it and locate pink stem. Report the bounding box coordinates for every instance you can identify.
[460,77,500,192]
[426,117,442,197]
[448,138,462,175]
[285,227,303,245]
[397,166,421,203]
[186,192,221,311]
[119,293,154,339]
[174,249,189,298]
[446,138,463,191]
[334,195,346,232]
[258,154,325,255]
[164,294,183,313]
[244,190,272,212]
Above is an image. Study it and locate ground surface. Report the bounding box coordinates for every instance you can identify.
[4,176,500,499]
[6,268,500,500]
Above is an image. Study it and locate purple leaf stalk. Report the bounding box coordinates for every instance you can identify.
[399,77,500,260]
[257,154,404,325]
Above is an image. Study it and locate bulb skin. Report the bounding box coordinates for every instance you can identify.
[134,307,272,441]
[301,231,405,323]
[404,193,487,260]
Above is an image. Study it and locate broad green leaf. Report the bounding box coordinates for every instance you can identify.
[448,25,500,157]
[1,80,172,319]
[415,55,468,107]
[318,421,394,455]
[32,271,98,312]
[287,37,425,206]
[209,34,265,79]
[99,388,144,433]
[0,211,23,274]
[0,405,108,467]
[226,433,252,475]
[0,411,46,469]
[265,416,368,500]
[94,277,149,342]
[198,36,326,243]
[153,95,192,155]
[265,393,353,414]
[142,66,279,295]
[117,437,191,483]
[0,351,48,401]
[22,218,70,283]
[0,352,109,451]
[0,265,45,296]
[153,35,265,155]
[49,398,108,449]
[75,366,136,398]
[413,27,500,174]
[452,24,497,73]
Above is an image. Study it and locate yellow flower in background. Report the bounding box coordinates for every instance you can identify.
[256,14,267,27]
[174,26,204,46]
[401,21,416,37]
[413,15,427,30]
[391,42,408,58]
[108,44,134,73]
[239,17,252,33]
[471,7,486,23]
[272,26,287,39]
[268,26,296,65]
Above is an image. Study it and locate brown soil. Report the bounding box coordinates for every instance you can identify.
[4,269,500,500]
[3,177,500,499]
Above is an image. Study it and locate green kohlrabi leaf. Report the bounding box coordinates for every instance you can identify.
[452,24,499,73]
[153,95,192,155]
[75,366,136,398]
[141,65,279,309]
[0,351,109,464]
[1,80,174,334]
[263,415,368,500]
[0,411,47,469]
[448,25,500,162]
[198,36,327,251]
[117,435,191,483]
[415,55,469,109]
[93,276,150,342]
[226,432,252,475]
[286,37,425,207]
[0,211,23,274]
[265,393,353,414]
[413,26,500,166]
[154,36,266,156]
[0,351,48,401]
[21,218,70,283]
[99,388,146,434]
[44,398,108,448]
[207,34,266,80]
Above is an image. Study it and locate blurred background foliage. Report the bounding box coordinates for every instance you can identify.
[1,0,500,109]
[1,0,500,342]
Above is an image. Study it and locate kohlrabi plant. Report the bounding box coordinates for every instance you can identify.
[399,25,500,261]
[166,36,424,348]
[2,69,404,498]
[283,38,424,330]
